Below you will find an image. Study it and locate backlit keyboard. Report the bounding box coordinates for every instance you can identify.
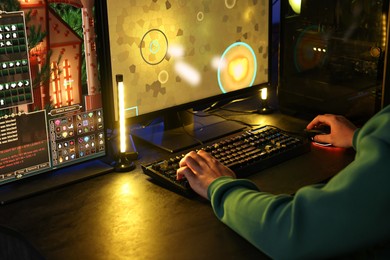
[141,126,310,197]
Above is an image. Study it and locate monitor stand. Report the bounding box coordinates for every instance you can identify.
[131,110,247,153]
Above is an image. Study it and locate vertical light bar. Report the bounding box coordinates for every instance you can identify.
[261,87,268,100]
[114,75,136,172]
[116,74,126,153]
[258,87,273,114]
[382,14,387,50]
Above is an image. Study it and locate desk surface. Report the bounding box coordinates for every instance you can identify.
[0,103,355,259]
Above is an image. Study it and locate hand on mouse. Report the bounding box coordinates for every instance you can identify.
[306,114,357,148]
[176,150,236,199]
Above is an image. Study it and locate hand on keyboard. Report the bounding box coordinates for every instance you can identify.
[177,150,236,199]
[141,126,310,197]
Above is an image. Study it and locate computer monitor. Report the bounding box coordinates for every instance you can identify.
[96,0,271,152]
[0,2,110,201]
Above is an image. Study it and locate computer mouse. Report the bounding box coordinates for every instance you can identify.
[304,124,332,146]
[304,124,331,138]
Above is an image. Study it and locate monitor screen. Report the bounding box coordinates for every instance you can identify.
[0,2,107,187]
[97,0,270,152]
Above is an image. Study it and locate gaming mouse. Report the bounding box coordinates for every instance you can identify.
[304,125,332,146]
[304,124,330,138]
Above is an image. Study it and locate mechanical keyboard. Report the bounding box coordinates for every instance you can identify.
[141,125,311,197]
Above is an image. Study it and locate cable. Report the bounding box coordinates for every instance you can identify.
[202,96,254,112]
[190,109,261,128]
[214,107,258,114]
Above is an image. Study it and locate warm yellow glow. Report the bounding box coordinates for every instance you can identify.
[118,80,127,153]
[121,183,132,196]
[382,14,387,50]
[228,57,249,82]
[289,0,301,14]
[261,87,268,100]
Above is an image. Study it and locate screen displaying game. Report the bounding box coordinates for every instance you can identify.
[0,1,106,186]
[103,0,270,121]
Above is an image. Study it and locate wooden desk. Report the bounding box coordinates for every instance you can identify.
[0,107,355,259]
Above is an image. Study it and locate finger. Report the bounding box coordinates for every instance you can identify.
[307,117,320,130]
[176,166,194,180]
[306,115,325,129]
[179,151,197,167]
[179,151,207,174]
[307,115,332,129]
[177,166,199,184]
[198,150,224,165]
[197,151,224,173]
[176,167,185,180]
[198,150,236,178]
[314,134,332,145]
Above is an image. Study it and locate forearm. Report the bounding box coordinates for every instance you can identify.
[208,177,303,258]
[208,170,390,259]
[208,106,390,258]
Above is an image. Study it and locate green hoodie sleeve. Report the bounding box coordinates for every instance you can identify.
[208,105,390,259]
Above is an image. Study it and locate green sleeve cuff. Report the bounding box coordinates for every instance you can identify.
[352,128,360,150]
[207,176,259,200]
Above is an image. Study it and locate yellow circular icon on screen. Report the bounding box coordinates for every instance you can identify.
[218,42,257,93]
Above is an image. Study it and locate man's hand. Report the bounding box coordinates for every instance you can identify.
[177,150,236,199]
[306,114,357,148]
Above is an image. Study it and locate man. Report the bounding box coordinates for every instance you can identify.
[177,105,390,259]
